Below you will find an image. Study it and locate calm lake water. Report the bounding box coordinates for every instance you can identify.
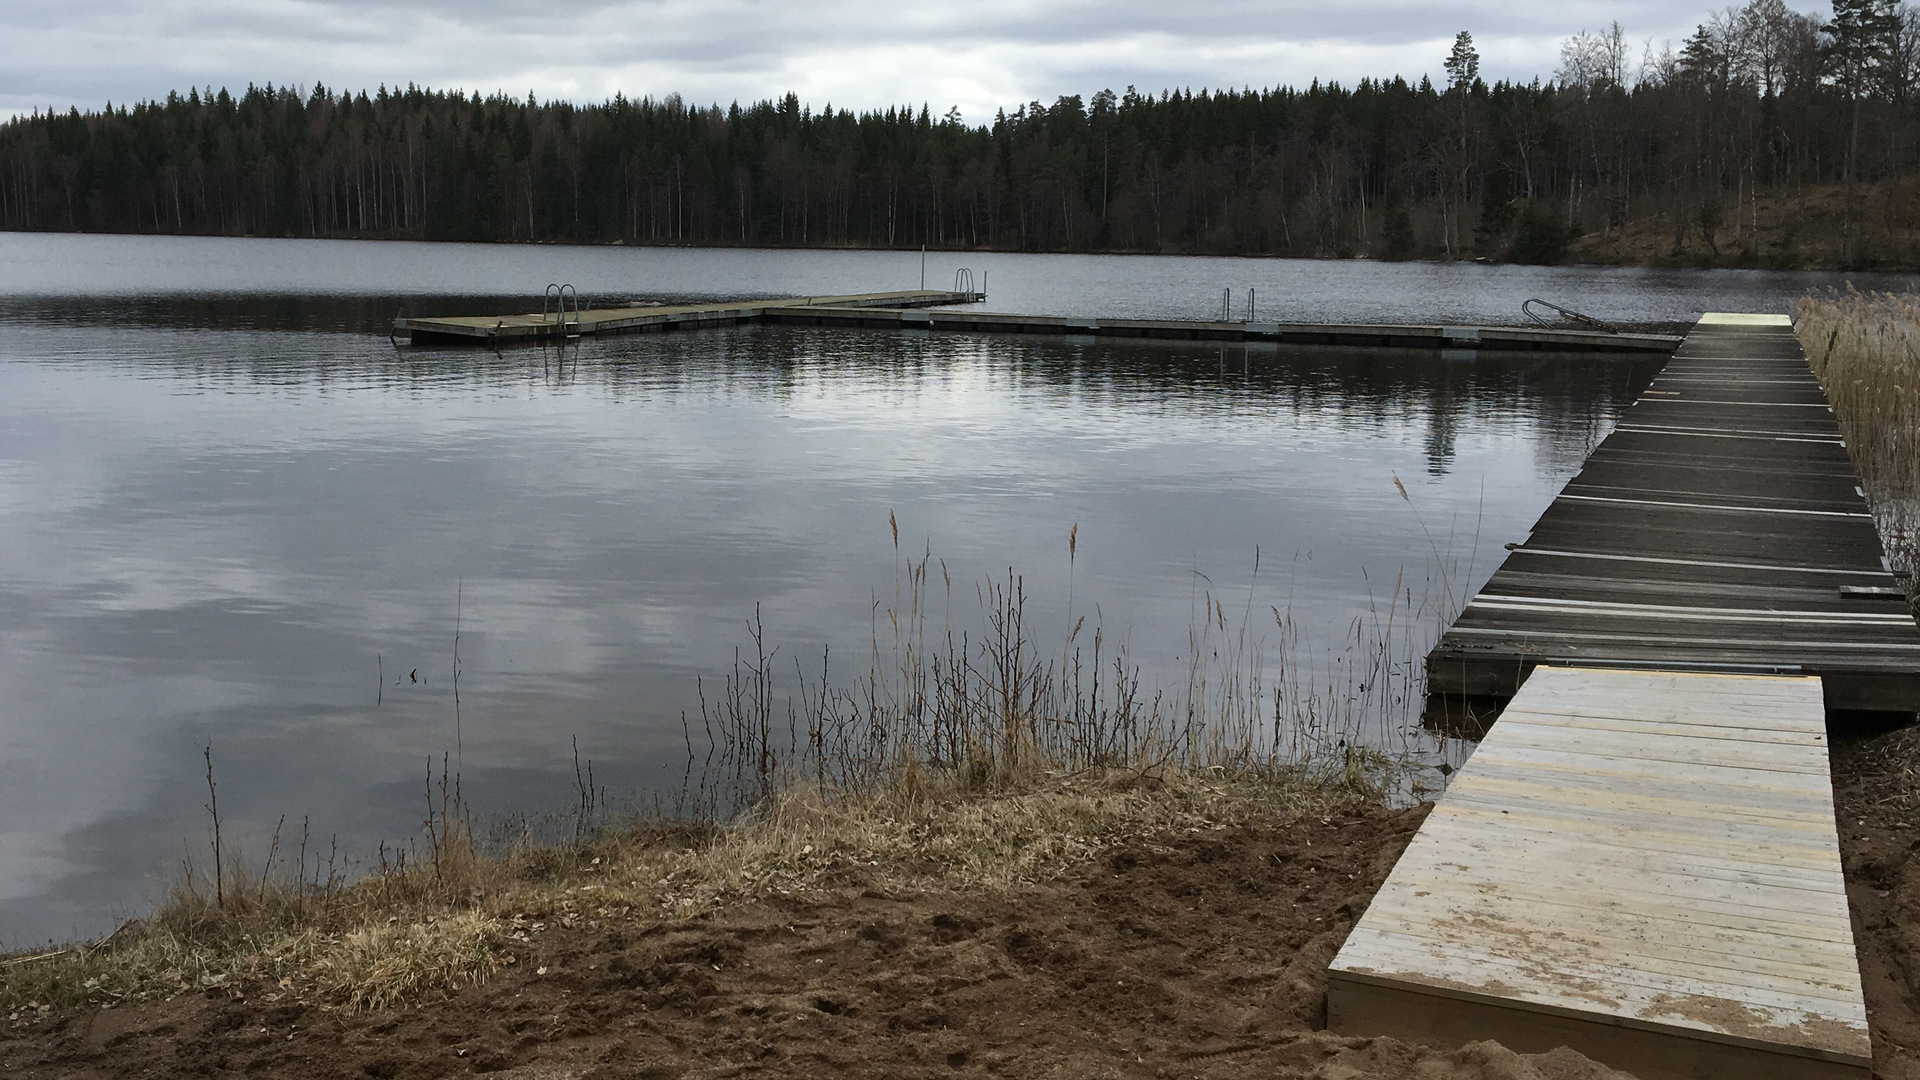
[0,233,1911,946]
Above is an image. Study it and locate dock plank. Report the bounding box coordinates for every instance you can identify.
[1328,665,1871,1079]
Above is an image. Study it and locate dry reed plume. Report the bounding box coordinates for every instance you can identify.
[1795,287,1920,579]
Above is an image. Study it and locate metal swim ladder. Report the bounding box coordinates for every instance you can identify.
[544,283,583,338]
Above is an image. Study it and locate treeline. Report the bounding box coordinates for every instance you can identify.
[3,0,1919,266]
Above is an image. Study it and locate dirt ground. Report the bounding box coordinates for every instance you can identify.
[1834,723,1920,1080]
[0,799,1647,1080]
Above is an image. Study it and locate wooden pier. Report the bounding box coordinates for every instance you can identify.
[393,292,1680,352]
[1427,313,1920,713]
[1329,666,1870,1079]
[1329,311,1916,1076]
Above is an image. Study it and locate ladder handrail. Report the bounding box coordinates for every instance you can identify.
[1523,297,1620,334]
[541,283,583,337]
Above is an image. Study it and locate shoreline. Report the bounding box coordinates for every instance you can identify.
[2,224,1914,276]
[0,764,1634,1079]
[4,735,1918,1078]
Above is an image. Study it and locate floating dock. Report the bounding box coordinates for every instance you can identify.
[758,304,1679,352]
[394,290,979,344]
[1426,313,1920,712]
[1329,665,1870,1080]
[394,292,1681,352]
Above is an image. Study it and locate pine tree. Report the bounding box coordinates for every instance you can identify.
[1822,0,1902,262]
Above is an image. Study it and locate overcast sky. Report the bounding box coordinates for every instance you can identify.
[0,0,1832,122]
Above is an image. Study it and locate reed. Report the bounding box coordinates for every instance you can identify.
[1795,288,1920,578]
[691,527,1446,818]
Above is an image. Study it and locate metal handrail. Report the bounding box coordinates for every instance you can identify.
[953,268,975,295]
[543,283,583,337]
[1523,298,1620,334]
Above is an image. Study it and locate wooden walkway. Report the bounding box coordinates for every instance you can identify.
[394,292,1679,352]
[1329,665,1871,1080]
[1427,313,1920,712]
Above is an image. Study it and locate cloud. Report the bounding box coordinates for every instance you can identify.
[0,0,1830,120]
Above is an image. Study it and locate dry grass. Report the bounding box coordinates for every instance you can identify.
[693,529,1444,818]
[1795,288,1920,578]
[0,763,1375,1024]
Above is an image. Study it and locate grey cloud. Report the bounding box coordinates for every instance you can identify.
[1,1,1831,124]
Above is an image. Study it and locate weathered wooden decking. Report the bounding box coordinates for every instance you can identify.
[758,305,1679,351]
[1427,313,1920,712]
[394,291,1681,352]
[1329,665,1870,1080]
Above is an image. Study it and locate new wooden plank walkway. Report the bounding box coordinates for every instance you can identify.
[1427,313,1920,711]
[394,292,1680,352]
[1329,665,1871,1080]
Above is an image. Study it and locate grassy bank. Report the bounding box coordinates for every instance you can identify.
[1795,289,1920,578]
[1,764,1382,1024]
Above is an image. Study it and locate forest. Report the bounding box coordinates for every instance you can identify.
[2,0,1918,267]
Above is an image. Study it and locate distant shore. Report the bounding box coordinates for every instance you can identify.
[3,216,1913,274]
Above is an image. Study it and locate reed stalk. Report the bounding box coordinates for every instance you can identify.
[693,527,1446,817]
[1795,288,1920,579]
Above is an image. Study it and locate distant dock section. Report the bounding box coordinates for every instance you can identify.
[394,289,979,345]
[394,291,1680,353]
[762,305,1678,351]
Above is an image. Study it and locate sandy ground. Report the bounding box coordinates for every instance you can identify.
[1835,724,1920,1080]
[0,798,1646,1080]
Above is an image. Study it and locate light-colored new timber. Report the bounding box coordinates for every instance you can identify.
[1328,665,1870,1080]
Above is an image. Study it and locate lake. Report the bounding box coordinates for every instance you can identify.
[0,232,1909,946]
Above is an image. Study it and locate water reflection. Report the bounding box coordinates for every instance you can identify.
[0,294,1662,949]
